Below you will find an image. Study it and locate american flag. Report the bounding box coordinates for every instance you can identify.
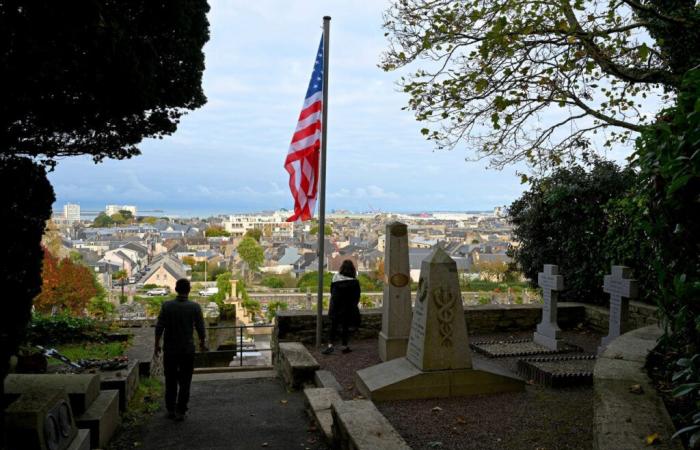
[284,37,324,222]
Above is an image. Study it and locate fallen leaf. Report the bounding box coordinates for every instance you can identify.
[427,442,443,448]
[432,406,443,412]
[345,384,353,391]
[645,432,660,445]
[261,443,268,448]
[307,424,317,432]
[629,384,644,394]
[613,354,624,359]
[527,379,535,385]
[280,399,288,405]
[455,416,467,424]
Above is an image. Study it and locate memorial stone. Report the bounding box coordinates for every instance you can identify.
[378,222,413,361]
[356,247,523,401]
[598,265,638,353]
[533,264,565,350]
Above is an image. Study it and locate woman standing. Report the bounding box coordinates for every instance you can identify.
[322,260,361,354]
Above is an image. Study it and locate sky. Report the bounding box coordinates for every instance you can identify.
[46,0,629,217]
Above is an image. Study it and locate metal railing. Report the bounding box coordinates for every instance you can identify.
[205,323,275,367]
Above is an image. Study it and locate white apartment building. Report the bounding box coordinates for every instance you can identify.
[63,203,81,223]
[222,210,294,238]
[106,204,138,216]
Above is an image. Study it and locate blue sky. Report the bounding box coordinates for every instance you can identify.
[47,0,628,217]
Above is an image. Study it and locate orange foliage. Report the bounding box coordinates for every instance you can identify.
[34,248,98,315]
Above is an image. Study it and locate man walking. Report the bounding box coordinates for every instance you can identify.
[154,278,206,420]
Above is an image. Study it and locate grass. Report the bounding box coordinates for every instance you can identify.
[107,377,164,450]
[48,341,129,365]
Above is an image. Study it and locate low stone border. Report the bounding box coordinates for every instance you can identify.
[331,399,411,450]
[470,338,581,358]
[593,325,682,450]
[276,342,320,390]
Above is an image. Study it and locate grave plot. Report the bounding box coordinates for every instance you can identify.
[469,338,581,358]
[517,354,597,387]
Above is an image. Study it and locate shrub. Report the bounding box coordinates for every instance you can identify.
[26,314,108,345]
[261,276,285,289]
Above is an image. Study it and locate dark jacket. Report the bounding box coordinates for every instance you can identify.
[328,275,361,327]
[155,295,206,354]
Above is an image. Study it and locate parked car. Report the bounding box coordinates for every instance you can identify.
[146,288,169,296]
[198,287,219,297]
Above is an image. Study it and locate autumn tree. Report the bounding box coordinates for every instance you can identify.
[34,248,99,315]
[381,0,700,168]
[206,226,231,237]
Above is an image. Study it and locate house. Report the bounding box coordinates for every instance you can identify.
[139,254,190,291]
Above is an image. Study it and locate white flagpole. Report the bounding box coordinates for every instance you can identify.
[316,16,330,348]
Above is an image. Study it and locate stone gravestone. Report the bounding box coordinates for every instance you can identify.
[533,264,565,350]
[378,222,413,361]
[356,247,523,401]
[598,265,638,353]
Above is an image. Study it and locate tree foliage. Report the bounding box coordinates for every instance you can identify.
[381,0,700,168]
[244,229,262,242]
[508,160,636,303]
[296,271,332,290]
[35,248,100,315]
[237,237,264,272]
[1,0,210,164]
[93,212,113,228]
[206,226,231,237]
[266,301,288,322]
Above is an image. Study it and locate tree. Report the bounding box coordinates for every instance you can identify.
[508,160,636,303]
[182,256,196,268]
[213,272,232,305]
[118,209,134,222]
[381,0,700,168]
[34,248,99,315]
[237,237,264,273]
[297,271,332,290]
[309,221,332,236]
[110,212,126,225]
[266,301,288,322]
[205,226,231,237]
[244,228,262,242]
[472,260,509,282]
[93,212,113,228]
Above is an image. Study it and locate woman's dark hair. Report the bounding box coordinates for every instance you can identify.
[339,260,356,278]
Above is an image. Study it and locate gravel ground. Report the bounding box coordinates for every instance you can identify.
[308,329,603,450]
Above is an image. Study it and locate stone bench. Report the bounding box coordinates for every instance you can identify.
[304,387,342,443]
[593,325,682,450]
[100,359,139,412]
[331,399,410,450]
[314,369,343,392]
[76,389,120,449]
[277,342,319,390]
[4,373,100,416]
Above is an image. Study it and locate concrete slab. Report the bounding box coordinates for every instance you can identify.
[100,360,139,412]
[355,357,524,401]
[278,342,320,390]
[314,370,343,392]
[331,400,410,450]
[66,429,90,450]
[76,389,120,449]
[4,373,100,416]
[304,388,341,442]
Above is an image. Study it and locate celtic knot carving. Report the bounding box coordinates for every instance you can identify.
[433,286,455,347]
[417,278,427,303]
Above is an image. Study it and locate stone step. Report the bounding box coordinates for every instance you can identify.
[76,389,120,449]
[303,387,342,443]
[66,429,90,450]
[331,399,410,450]
[277,342,319,390]
[4,374,100,416]
[100,360,139,412]
[314,370,342,392]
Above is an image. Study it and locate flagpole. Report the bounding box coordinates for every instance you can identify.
[316,16,330,348]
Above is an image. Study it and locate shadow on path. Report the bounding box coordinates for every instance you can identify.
[137,377,328,450]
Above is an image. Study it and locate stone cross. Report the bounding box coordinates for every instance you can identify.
[598,265,638,353]
[406,247,471,371]
[533,264,565,350]
[378,222,413,361]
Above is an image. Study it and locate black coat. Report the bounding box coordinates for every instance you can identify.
[328,278,361,327]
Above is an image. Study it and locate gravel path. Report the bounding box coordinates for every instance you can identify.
[308,329,603,450]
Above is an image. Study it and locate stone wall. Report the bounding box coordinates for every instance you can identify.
[273,301,660,350]
[583,301,658,333]
[274,303,587,347]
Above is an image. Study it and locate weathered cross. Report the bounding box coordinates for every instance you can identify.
[533,264,565,350]
[598,265,638,353]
